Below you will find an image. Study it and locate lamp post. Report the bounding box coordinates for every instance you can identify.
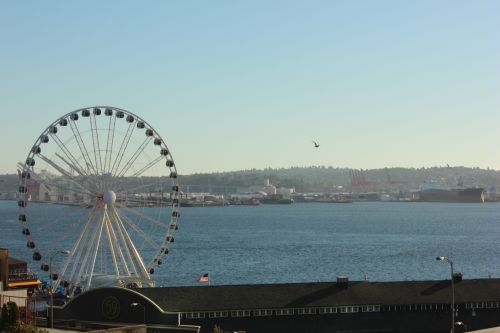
[49,250,70,328]
[436,256,455,333]
[131,302,146,325]
[455,321,467,332]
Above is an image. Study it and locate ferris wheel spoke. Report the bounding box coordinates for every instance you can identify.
[68,119,99,176]
[37,154,95,196]
[120,206,169,231]
[50,133,91,177]
[123,199,166,206]
[110,122,135,177]
[109,207,150,279]
[115,136,152,178]
[131,155,164,178]
[90,115,104,175]
[22,168,87,203]
[119,213,162,250]
[55,153,100,188]
[104,115,117,174]
[114,179,163,198]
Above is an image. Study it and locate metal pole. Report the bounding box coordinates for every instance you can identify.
[450,261,455,333]
[131,303,146,326]
[437,256,455,333]
[49,256,53,329]
[48,250,69,329]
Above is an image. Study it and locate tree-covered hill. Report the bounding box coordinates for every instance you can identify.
[2,166,500,195]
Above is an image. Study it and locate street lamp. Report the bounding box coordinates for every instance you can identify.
[49,250,70,328]
[436,256,455,333]
[131,302,146,325]
[455,321,467,332]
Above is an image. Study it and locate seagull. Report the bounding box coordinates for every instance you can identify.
[312,140,320,148]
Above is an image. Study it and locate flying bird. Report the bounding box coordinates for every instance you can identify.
[312,140,320,148]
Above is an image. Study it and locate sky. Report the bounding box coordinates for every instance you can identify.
[0,0,499,175]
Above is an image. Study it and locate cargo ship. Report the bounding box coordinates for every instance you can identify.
[418,179,485,203]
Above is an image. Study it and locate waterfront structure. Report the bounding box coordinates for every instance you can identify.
[0,248,40,291]
[0,248,38,323]
[237,179,295,197]
[53,278,500,333]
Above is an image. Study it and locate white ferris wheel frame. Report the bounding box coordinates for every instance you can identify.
[17,106,181,297]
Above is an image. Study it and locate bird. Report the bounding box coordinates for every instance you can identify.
[312,140,320,148]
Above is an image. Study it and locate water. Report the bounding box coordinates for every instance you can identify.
[1,200,500,286]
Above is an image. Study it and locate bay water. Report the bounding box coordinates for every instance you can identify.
[1,200,499,286]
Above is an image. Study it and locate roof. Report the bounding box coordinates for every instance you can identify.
[134,279,500,312]
[7,257,27,265]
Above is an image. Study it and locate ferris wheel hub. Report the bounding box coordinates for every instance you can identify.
[103,190,116,205]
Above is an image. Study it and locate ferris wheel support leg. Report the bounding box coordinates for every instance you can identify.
[104,212,122,278]
[111,207,150,281]
[63,207,96,284]
[76,209,105,290]
[107,208,136,276]
[86,212,106,290]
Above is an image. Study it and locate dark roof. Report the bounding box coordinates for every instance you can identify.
[7,257,26,265]
[135,279,500,312]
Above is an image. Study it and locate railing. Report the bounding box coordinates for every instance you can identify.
[7,273,39,281]
[0,294,38,326]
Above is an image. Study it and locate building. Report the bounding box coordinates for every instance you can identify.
[0,248,40,291]
[0,248,39,321]
[53,278,500,333]
[237,179,295,197]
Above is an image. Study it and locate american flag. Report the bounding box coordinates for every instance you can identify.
[197,273,209,283]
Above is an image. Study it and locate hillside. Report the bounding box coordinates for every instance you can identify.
[2,166,499,196]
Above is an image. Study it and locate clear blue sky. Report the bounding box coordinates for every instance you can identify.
[1,0,499,175]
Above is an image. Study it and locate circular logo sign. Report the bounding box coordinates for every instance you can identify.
[102,296,121,320]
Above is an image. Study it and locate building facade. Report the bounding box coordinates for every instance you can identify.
[52,279,500,333]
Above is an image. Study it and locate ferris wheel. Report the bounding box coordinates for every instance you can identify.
[17,106,180,297]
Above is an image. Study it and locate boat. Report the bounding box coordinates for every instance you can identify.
[418,188,485,203]
[260,194,294,204]
[418,179,485,203]
[229,198,261,206]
